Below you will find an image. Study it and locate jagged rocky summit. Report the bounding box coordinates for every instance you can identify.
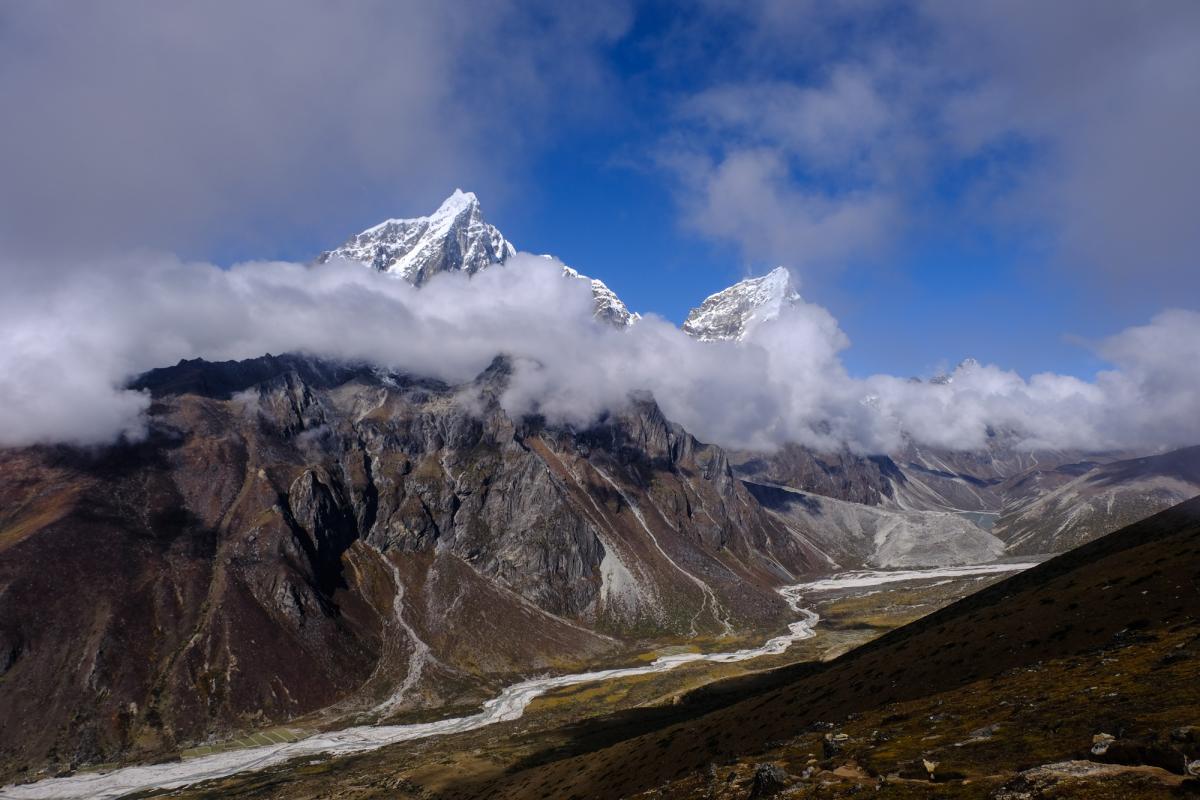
[319,190,638,327]
[317,189,514,284]
[0,352,823,777]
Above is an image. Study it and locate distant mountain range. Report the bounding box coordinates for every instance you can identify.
[317,190,1200,559]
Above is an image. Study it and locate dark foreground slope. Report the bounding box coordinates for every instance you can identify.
[450,497,1200,799]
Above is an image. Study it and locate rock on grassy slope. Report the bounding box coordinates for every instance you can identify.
[455,496,1200,799]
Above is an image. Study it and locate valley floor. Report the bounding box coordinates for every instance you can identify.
[0,564,1035,800]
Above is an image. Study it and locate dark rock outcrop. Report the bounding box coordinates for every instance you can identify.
[749,763,791,797]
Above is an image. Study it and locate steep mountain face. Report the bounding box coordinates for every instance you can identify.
[928,356,981,385]
[728,427,1080,511]
[682,266,799,342]
[731,431,1193,559]
[318,190,638,327]
[0,354,819,780]
[995,445,1200,554]
[849,440,1199,557]
[471,497,1200,799]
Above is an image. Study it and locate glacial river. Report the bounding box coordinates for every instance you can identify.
[0,562,1037,800]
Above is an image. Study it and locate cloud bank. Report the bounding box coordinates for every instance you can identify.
[1,255,1196,455]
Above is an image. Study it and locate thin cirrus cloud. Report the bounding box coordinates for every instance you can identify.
[1,253,1196,455]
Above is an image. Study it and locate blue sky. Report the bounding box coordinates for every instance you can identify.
[493,172,1119,380]
[441,1,1195,380]
[1,1,1195,383]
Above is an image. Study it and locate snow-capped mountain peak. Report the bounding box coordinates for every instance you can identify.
[318,190,638,327]
[682,266,800,341]
[360,188,476,234]
[318,189,515,286]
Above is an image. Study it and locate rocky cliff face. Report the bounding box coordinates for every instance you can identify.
[0,354,819,780]
[743,481,1007,569]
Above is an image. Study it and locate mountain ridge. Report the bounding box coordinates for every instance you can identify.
[2,193,1195,789]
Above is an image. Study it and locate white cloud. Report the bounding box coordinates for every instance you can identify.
[1,254,1196,455]
[669,148,900,272]
[0,1,630,258]
[660,1,1200,291]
